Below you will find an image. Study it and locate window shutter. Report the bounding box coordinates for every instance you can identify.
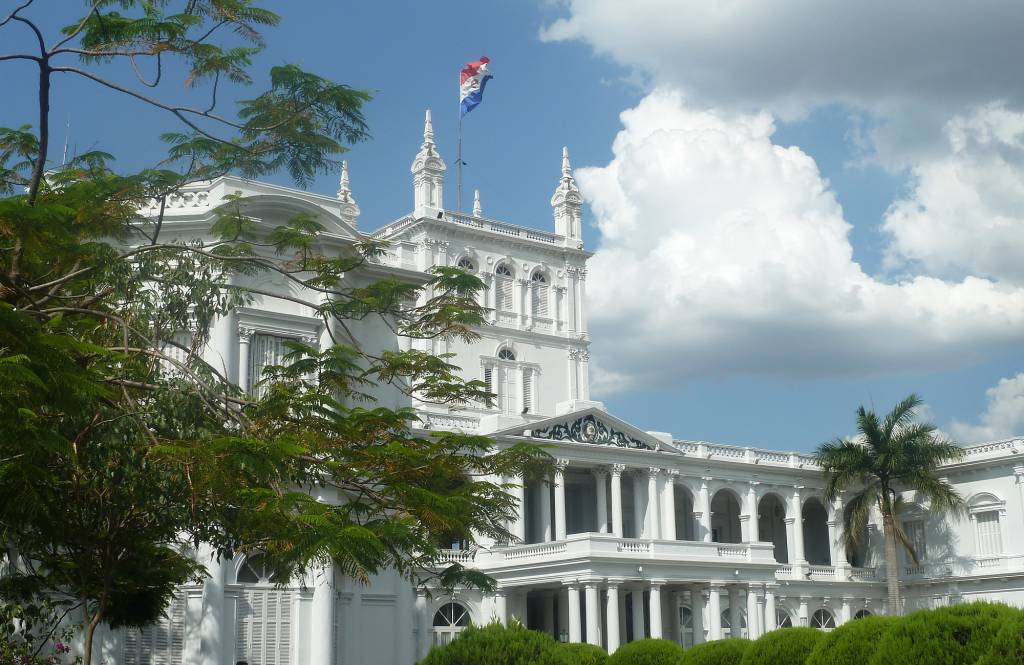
[522,370,533,414]
[906,521,927,560]
[976,511,1002,555]
[250,334,291,397]
[496,277,513,312]
[123,593,185,664]
[532,286,548,317]
[236,589,292,665]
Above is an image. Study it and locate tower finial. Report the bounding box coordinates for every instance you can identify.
[337,160,354,203]
[473,189,482,217]
[562,146,571,178]
[551,145,582,240]
[424,109,434,145]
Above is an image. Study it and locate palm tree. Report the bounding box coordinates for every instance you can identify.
[815,394,965,615]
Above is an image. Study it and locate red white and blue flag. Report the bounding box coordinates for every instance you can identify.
[460,56,493,118]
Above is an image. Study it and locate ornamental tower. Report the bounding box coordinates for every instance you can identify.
[411,109,446,216]
[551,146,582,240]
[336,160,360,228]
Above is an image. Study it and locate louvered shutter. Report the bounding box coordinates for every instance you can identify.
[522,370,533,414]
[237,590,292,665]
[532,285,548,317]
[976,511,1002,555]
[496,277,513,312]
[123,593,185,664]
[249,334,291,397]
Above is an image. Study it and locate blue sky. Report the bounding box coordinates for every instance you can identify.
[3,1,1023,451]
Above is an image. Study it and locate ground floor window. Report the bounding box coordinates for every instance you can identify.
[811,609,836,631]
[721,609,747,638]
[433,601,471,646]
[854,609,873,619]
[776,609,793,627]
[122,593,186,665]
[679,606,694,648]
[235,588,293,665]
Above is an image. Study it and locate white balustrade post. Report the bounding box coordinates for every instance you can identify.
[610,465,625,538]
[585,584,601,646]
[555,460,569,540]
[568,585,582,642]
[606,584,621,653]
[594,468,609,534]
[662,470,678,540]
[763,585,777,632]
[707,584,723,641]
[649,584,664,639]
[646,467,661,539]
[745,585,759,640]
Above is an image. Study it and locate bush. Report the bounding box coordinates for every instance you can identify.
[679,639,750,665]
[804,615,899,665]
[606,638,684,665]
[868,602,1022,665]
[419,621,567,665]
[739,627,823,665]
[560,642,609,665]
[976,613,1024,665]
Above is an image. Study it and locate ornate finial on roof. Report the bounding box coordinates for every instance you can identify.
[424,109,434,145]
[551,145,582,240]
[562,146,572,178]
[337,160,355,204]
[473,189,482,217]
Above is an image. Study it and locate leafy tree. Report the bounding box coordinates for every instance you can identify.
[679,638,750,665]
[0,3,550,663]
[605,638,683,665]
[419,621,569,665]
[814,394,965,614]
[738,626,822,665]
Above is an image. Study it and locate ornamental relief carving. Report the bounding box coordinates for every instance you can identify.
[531,413,650,449]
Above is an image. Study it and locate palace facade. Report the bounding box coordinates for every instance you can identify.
[91,111,1024,665]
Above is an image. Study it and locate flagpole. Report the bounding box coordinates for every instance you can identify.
[457,108,463,213]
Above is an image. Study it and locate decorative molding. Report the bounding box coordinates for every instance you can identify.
[238,326,255,342]
[610,463,627,476]
[531,413,651,449]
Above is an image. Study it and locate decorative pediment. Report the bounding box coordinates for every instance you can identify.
[532,413,650,449]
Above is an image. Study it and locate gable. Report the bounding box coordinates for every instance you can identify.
[531,413,650,449]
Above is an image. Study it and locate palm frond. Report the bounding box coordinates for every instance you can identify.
[882,393,923,440]
[840,482,878,556]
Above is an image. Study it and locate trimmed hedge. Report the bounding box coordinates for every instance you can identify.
[739,627,823,665]
[976,613,1024,665]
[560,642,609,665]
[606,638,683,665]
[679,638,751,665]
[804,615,899,665]
[419,621,567,665]
[868,602,1022,665]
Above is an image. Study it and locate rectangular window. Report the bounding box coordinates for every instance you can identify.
[905,520,927,561]
[499,365,517,415]
[483,366,493,408]
[496,278,513,312]
[160,330,194,376]
[976,511,1002,556]
[522,370,533,414]
[532,286,548,317]
[235,589,292,665]
[249,333,292,398]
[123,593,185,665]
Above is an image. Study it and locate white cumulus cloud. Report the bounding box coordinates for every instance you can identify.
[582,90,1024,394]
[951,373,1024,443]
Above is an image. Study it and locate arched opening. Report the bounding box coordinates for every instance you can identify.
[757,494,789,563]
[457,257,475,272]
[721,608,747,639]
[494,263,514,312]
[844,502,870,567]
[710,490,742,544]
[811,608,836,631]
[433,601,471,646]
[530,271,549,318]
[776,609,793,628]
[853,609,872,620]
[497,347,516,361]
[674,486,697,541]
[679,606,695,648]
[802,498,831,566]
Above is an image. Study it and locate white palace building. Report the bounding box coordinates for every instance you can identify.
[90,111,1024,665]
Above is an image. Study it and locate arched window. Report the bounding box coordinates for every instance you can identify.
[494,264,513,312]
[678,606,695,648]
[457,257,475,272]
[237,554,276,584]
[433,602,471,646]
[854,609,872,620]
[811,609,836,631]
[235,554,292,664]
[497,348,516,361]
[776,609,793,628]
[721,609,747,638]
[530,271,549,318]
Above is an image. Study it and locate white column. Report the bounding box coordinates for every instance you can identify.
[646,468,661,539]
[495,591,508,625]
[237,327,252,391]
[692,587,707,645]
[649,584,664,639]
[542,593,556,636]
[700,479,712,543]
[568,585,582,642]
[755,586,765,637]
[745,483,759,542]
[728,586,741,638]
[555,460,568,540]
[611,465,625,537]
[585,584,601,646]
[415,591,431,660]
[840,598,852,625]
[798,598,809,627]
[198,545,226,665]
[566,271,577,333]
[632,473,646,539]
[707,585,722,641]
[310,564,335,665]
[606,584,621,654]
[764,586,777,632]
[669,591,682,645]
[577,269,588,335]
[594,469,609,534]
[745,585,759,641]
[513,476,527,543]
[662,470,678,540]
[790,488,806,571]
[631,589,645,641]
[540,478,553,542]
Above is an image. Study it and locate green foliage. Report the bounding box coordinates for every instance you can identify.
[559,642,608,665]
[868,602,1021,665]
[606,638,683,665]
[804,615,899,665]
[977,612,1024,665]
[739,627,822,665]
[419,621,567,665]
[679,639,750,665]
[0,596,80,665]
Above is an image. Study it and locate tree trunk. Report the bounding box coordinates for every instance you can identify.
[83,609,102,665]
[27,60,50,205]
[882,513,902,615]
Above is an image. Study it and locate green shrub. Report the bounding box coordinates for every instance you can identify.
[868,602,1022,665]
[560,642,609,665]
[419,621,566,665]
[679,638,750,665]
[805,615,899,665]
[606,638,684,665]
[976,613,1024,665]
[739,627,823,665]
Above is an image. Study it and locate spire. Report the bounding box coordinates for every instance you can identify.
[473,189,482,217]
[412,109,446,214]
[551,145,582,240]
[336,160,360,228]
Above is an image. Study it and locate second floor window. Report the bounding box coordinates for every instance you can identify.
[904,520,927,562]
[249,333,293,398]
[975,511,1002,556]
[531,271,548,317]
[495,264,513,312]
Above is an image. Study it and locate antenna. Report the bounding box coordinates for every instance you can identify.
[61,116,70,166]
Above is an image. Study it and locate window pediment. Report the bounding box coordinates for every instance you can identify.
[531,413,651,449]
